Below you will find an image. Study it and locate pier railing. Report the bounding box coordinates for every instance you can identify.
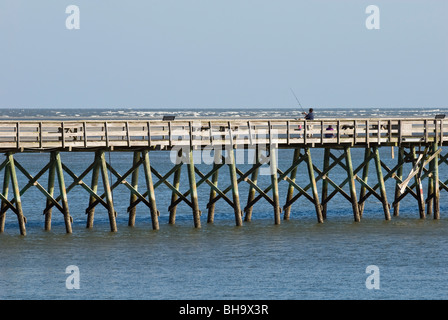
[0,118,445,150]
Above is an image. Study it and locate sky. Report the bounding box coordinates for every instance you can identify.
[0,0,447,109]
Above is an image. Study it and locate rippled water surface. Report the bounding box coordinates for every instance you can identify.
[2,216,448,300]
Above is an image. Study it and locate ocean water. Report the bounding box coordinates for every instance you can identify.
[0,106,446,120]
[1,108,448,301]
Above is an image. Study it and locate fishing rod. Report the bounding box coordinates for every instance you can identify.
[290,88,305,113]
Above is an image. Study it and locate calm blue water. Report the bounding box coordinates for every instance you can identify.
[1,108,448,300]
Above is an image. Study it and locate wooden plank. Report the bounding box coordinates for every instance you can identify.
[366,120,369,146]
[104,122,110,148]
[147,121,151,147]
[61,122,65,148]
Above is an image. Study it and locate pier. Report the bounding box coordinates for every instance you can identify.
[0,117,445,235]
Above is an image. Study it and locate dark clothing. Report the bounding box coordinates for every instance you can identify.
[304,112,315,120]
[325,127,335,138]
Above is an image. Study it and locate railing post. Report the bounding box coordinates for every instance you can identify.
[61,122,65,149]
[15,122,20,149]
[366,120,370,147]
[377,120,381,145]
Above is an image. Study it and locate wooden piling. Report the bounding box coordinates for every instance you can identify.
[187,147,201,228]
[128,151,141,227]
[0,161,10,232]
[8,153,27,235]
[169,149,183,224]
[142,150,160,230]
[245,146,259,222]
[44,154,56,231]
[207,148,221,223]
[373,147,391,220]
[86,153,101,228]
[411,146,426,219]
[344,147,360,222]
[305,148,323,223]
[54,152,73,233]
[284,148,300,220]
[393,147,404,217]
[270,145,281,225]
[358,148,371,217]
[320,148,330,220]
[228,146,243,226]
[427,147,435,217]
[99,150,118,231]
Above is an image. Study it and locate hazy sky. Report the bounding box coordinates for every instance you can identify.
[0,0,447,109]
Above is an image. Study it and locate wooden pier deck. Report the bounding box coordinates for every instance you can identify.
[0,118,445,235]
[0,118,445,151]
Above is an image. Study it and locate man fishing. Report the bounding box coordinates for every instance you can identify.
[290,88,315,120]
[303,108,315,120]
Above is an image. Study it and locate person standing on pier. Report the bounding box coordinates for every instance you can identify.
[302,108,315,137]
[303,108,315,120]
